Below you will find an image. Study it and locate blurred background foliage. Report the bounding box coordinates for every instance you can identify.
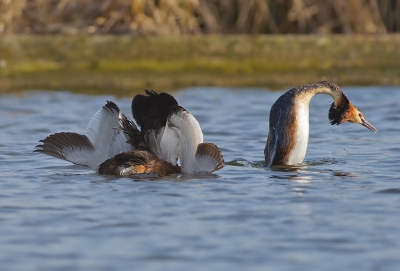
[0,1,399,93]
[0,0,398,35]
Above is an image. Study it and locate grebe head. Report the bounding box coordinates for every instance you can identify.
[346,105,378,132]
[329,97,377,132]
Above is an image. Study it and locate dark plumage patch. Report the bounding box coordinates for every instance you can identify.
[104,100,120,115]
[329,94,350,125]
[131,89,178,134]
[114,113,143,148]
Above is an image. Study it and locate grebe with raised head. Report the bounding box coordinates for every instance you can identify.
[35,90,224,175]
[265,81,377,166]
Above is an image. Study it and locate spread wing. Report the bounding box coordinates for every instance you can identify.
[35,101,134,169]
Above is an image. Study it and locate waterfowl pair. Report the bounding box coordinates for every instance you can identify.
[35,90,224,175]
[36,81,377,174]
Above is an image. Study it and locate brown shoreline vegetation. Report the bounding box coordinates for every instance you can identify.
[0,1,399,95]
[1,0,399,35]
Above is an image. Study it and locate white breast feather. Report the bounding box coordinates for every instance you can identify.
[287,102,309,165]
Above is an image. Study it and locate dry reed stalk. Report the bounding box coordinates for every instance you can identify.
[1,0,399,35]
[0,0,26,34]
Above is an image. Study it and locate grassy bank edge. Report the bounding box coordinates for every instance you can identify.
[0,34,399,95]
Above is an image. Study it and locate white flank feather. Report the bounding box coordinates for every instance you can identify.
[146,126,179,166]
[157,125,181,165]
[166,109,204,174]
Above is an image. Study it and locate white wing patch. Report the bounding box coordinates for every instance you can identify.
[36,101,133,169]
[158,125,181,165]
[146,126,179,166]
[145,108,224,174]
[145,108,203,172]
[85,102,132,163]
[167,110,203,173]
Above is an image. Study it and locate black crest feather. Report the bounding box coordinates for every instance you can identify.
[328,95,350,125]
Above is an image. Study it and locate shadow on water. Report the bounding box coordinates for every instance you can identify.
[227,157,357,181]
[227,157,346,168]
[88,172,223,184]
[375,188,400,194]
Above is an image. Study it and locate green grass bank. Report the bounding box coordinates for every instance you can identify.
[0,35,399,95]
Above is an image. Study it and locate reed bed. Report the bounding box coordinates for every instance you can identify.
[0,0,399,35]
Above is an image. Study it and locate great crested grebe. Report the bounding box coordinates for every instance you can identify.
[35,90,224,175]
[265,81,377,166]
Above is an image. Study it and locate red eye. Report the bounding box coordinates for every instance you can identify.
[358,113,363,117]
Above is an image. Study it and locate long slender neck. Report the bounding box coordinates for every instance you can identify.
[296,82,344,106]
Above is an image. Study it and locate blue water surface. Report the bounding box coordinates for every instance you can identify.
[0,86,399,271]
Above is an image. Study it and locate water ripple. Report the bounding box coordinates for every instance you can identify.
[1,87,400,271]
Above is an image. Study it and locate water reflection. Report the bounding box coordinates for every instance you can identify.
[269,174,312,184]
[227,157,357,183]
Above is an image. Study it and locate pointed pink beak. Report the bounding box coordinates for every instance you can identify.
[361,118,378,133]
